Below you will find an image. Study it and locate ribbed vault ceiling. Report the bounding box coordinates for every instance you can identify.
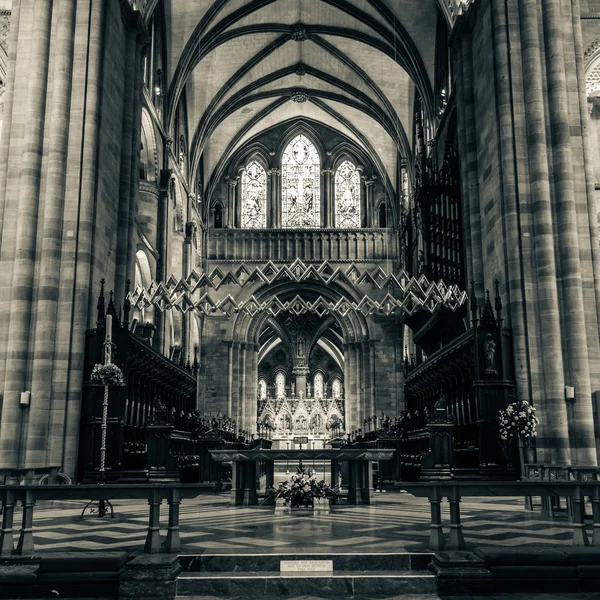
[160,0,440,204]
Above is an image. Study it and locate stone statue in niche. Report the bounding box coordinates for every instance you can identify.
[307,382,311,397]
[297,335,305,357]
[485,334,498,376]
[434,394,447,412]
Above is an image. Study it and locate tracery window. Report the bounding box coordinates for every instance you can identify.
[241,160,267,228]
[313,372,324,399]
[335,160,361,228]
[332,378,342,399]
[275,372,286,399]
[281,135,320,228]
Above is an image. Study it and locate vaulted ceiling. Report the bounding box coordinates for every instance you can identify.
[153,0,445,198]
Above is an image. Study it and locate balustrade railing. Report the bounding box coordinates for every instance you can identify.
[1,480,598,556]
[207,228,395,263]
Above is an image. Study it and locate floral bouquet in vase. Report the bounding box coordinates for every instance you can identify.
[499,400,538,442]
[90,363,125,387]
[499,399,538,477]
[270,466,338,508]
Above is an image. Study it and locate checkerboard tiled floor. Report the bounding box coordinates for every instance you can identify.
[26,493,575,555]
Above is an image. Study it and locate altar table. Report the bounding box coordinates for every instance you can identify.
[209,448,395,506]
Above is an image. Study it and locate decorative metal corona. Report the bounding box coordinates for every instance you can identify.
[127,259,468,318]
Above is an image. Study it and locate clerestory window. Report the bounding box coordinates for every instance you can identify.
[334,160,361,228]
[241,160,267,228]
[281,135,320,228]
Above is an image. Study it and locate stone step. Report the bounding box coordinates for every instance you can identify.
[180,552,433,573]
[176,570,436,598]
[179,596,438,600]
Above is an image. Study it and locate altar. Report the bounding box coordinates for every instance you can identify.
[209,448,395,507]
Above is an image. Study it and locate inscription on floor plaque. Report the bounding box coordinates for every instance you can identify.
[280,560,333,572]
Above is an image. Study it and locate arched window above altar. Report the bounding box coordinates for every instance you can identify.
[241,160,267,228]
[335,160,361,228]
[281,134,320,228]
[313,372,324,399]
[275,371,286,399]
[332,378,342,399]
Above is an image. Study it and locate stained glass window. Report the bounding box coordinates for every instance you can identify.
[313,372,324,399]
[332,378,342,399]
[275,372,286,399]
[335,160,361,228]
[258,379,267,400]
[281,135,320,228]
[241,161,267,228]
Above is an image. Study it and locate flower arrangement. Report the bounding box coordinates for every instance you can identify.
[90,363,125,387]
[270,466,338,507]
[499,400,538,441]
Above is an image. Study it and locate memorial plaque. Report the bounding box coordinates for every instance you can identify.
[293,436,309,445]
[280,560,333,572]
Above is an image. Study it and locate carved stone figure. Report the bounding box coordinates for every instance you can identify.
[485,334,498,375]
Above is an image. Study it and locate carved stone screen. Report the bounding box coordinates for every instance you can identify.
[335,160,361,228]
[281,135,320,228]
[241,160,267,228]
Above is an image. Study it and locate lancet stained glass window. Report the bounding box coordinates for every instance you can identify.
[332,378,342,399]
[313,372,324,399]
[335,160,361,228]
[259,379,267,400]
[281,135,320,228]
[275,372,286,399]
[241,161,267,228]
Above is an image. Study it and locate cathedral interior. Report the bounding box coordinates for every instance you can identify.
[2,0,600,598]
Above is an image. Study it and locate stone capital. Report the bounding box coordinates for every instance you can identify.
[292,366,310,377]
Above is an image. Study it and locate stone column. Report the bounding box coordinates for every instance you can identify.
[369,340,376,418]
[460,31,484,288]
[231,341,240,424]
[571,0,600,404]
[0,0,54,467]
[227,340,234,418]
[342,343,352,430]
[125,31,145,291]
[0,0,21,245]
[226,177,238,228]
[292,366,310,398]
[25,0,79,467]
[518,0,570,463]
[114,28,139,303]
[489,0,530,406]
[245,344,259,432]
[154,169,171,355]
[542,0,596,463]
[268,168,280,228]
[363,177,375,228]
[453,37,474,287]
[239,343,247,431]
[322,168,333,227]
